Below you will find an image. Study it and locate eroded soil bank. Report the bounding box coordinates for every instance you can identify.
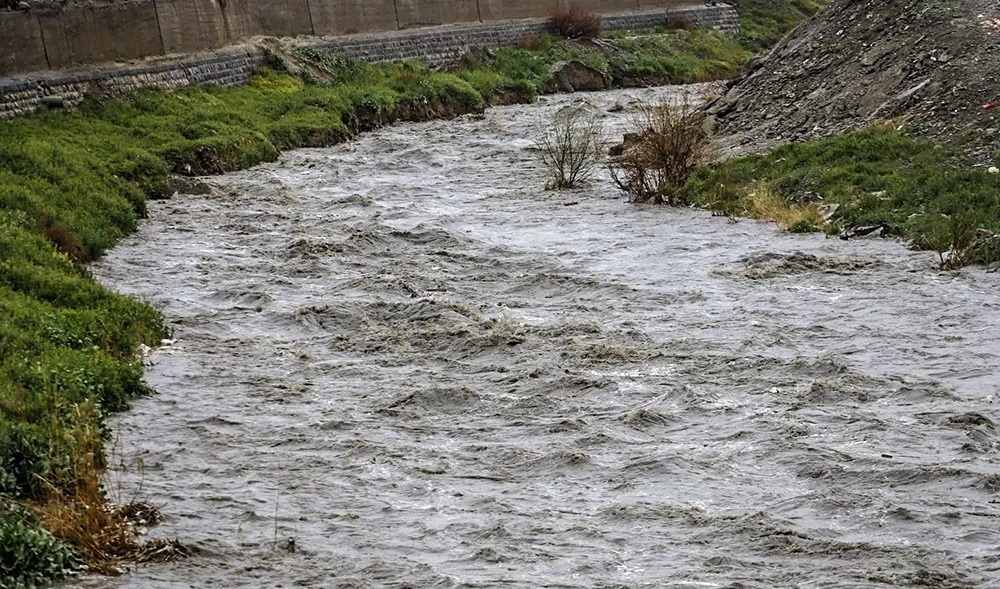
[90,86,999,588]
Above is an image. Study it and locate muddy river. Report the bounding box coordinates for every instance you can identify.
[89,86,1000,588]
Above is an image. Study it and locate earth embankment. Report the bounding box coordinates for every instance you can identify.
[708,0,1000,162]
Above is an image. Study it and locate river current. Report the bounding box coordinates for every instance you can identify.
[89,86,1000,588]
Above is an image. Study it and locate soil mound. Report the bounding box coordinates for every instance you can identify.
[708,0,1000,162]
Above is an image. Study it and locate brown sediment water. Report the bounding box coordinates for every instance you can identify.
[88,85,1000,588]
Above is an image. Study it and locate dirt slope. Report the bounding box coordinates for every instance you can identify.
[708,0,1000,162]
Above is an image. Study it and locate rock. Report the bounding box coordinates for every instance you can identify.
[162,175,212,198]
[16,1,29,9]
[542,60,608,94]
[988,166,999,174]
[840,224,889,240]
[709,0,1000,165]
[818,202,840,221]
[39,95,64,109]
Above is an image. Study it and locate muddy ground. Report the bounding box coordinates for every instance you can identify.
[89,86,1000,588]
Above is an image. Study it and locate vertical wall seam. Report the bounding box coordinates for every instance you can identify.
[476,0,482,23]
[220,0,234,42]
[36,14,51,69]
[304,0,316,35]
[393,0,401,30]
[152,0,167,55]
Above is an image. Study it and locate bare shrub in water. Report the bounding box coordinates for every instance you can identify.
[535,106,604,190]
[608,100,714,204]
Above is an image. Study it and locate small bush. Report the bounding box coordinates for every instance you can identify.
[912,211,981,270]
[549,6,603,40]
[666,13,696,30]
[608,101,714,203]
[535,106,604,190]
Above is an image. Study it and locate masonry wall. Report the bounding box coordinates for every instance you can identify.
[0,2,738,120]
[0,0,706,76]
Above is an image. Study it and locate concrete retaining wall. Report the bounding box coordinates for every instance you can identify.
[0,46,264,119]
[0,3,738,120]
[315,4,739,66]
[0,0,737,76]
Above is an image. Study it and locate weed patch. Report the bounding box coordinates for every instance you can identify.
[684,129,1000,267]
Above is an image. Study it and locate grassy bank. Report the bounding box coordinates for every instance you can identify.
[0,63,490,585]
[0,6,829,583]
[683,129,1000,268]
[731,0,830,52]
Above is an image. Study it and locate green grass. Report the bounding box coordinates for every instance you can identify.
[0,503,77,589]
[458,28,752,92]
[732,0,831,52]
[0,63,489,584]
[684,128,1000,267]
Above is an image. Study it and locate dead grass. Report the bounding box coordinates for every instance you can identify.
[549,6,603,39]
[29,401,185,575]
[745,185,824,232]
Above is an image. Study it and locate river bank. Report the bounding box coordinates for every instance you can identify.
[89,85,1000,588]
[0,6,813,580]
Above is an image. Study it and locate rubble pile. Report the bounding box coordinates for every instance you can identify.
[708,0,1000,163]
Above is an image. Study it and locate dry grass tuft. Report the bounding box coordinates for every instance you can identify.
[744,185,824,232]
[549,6,604,39]
[30,401,186,575]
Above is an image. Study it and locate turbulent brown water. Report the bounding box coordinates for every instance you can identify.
[88,86,1000,589]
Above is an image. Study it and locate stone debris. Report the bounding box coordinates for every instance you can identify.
[707,0,1000,164]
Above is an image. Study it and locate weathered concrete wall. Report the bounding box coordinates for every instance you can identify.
[1,0,725,76]
[154,0,228,54]
[38,1,164,69]
[477,0,560,21]
[308,0,399,35]
[395,0,480,29]
[0,3,738,120]
[224,0,314,38]
[0,11,47,75]
[554,1,640,14]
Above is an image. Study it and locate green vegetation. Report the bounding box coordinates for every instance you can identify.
[461,28,752,92]
[732,0,831,52]
[0,64,490,585]
[0,504,76,589]
[683,128,1000,268]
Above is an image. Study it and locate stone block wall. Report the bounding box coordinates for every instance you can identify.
[314,3,739,66]
[0,3,738,120]
[0,47,264,119]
